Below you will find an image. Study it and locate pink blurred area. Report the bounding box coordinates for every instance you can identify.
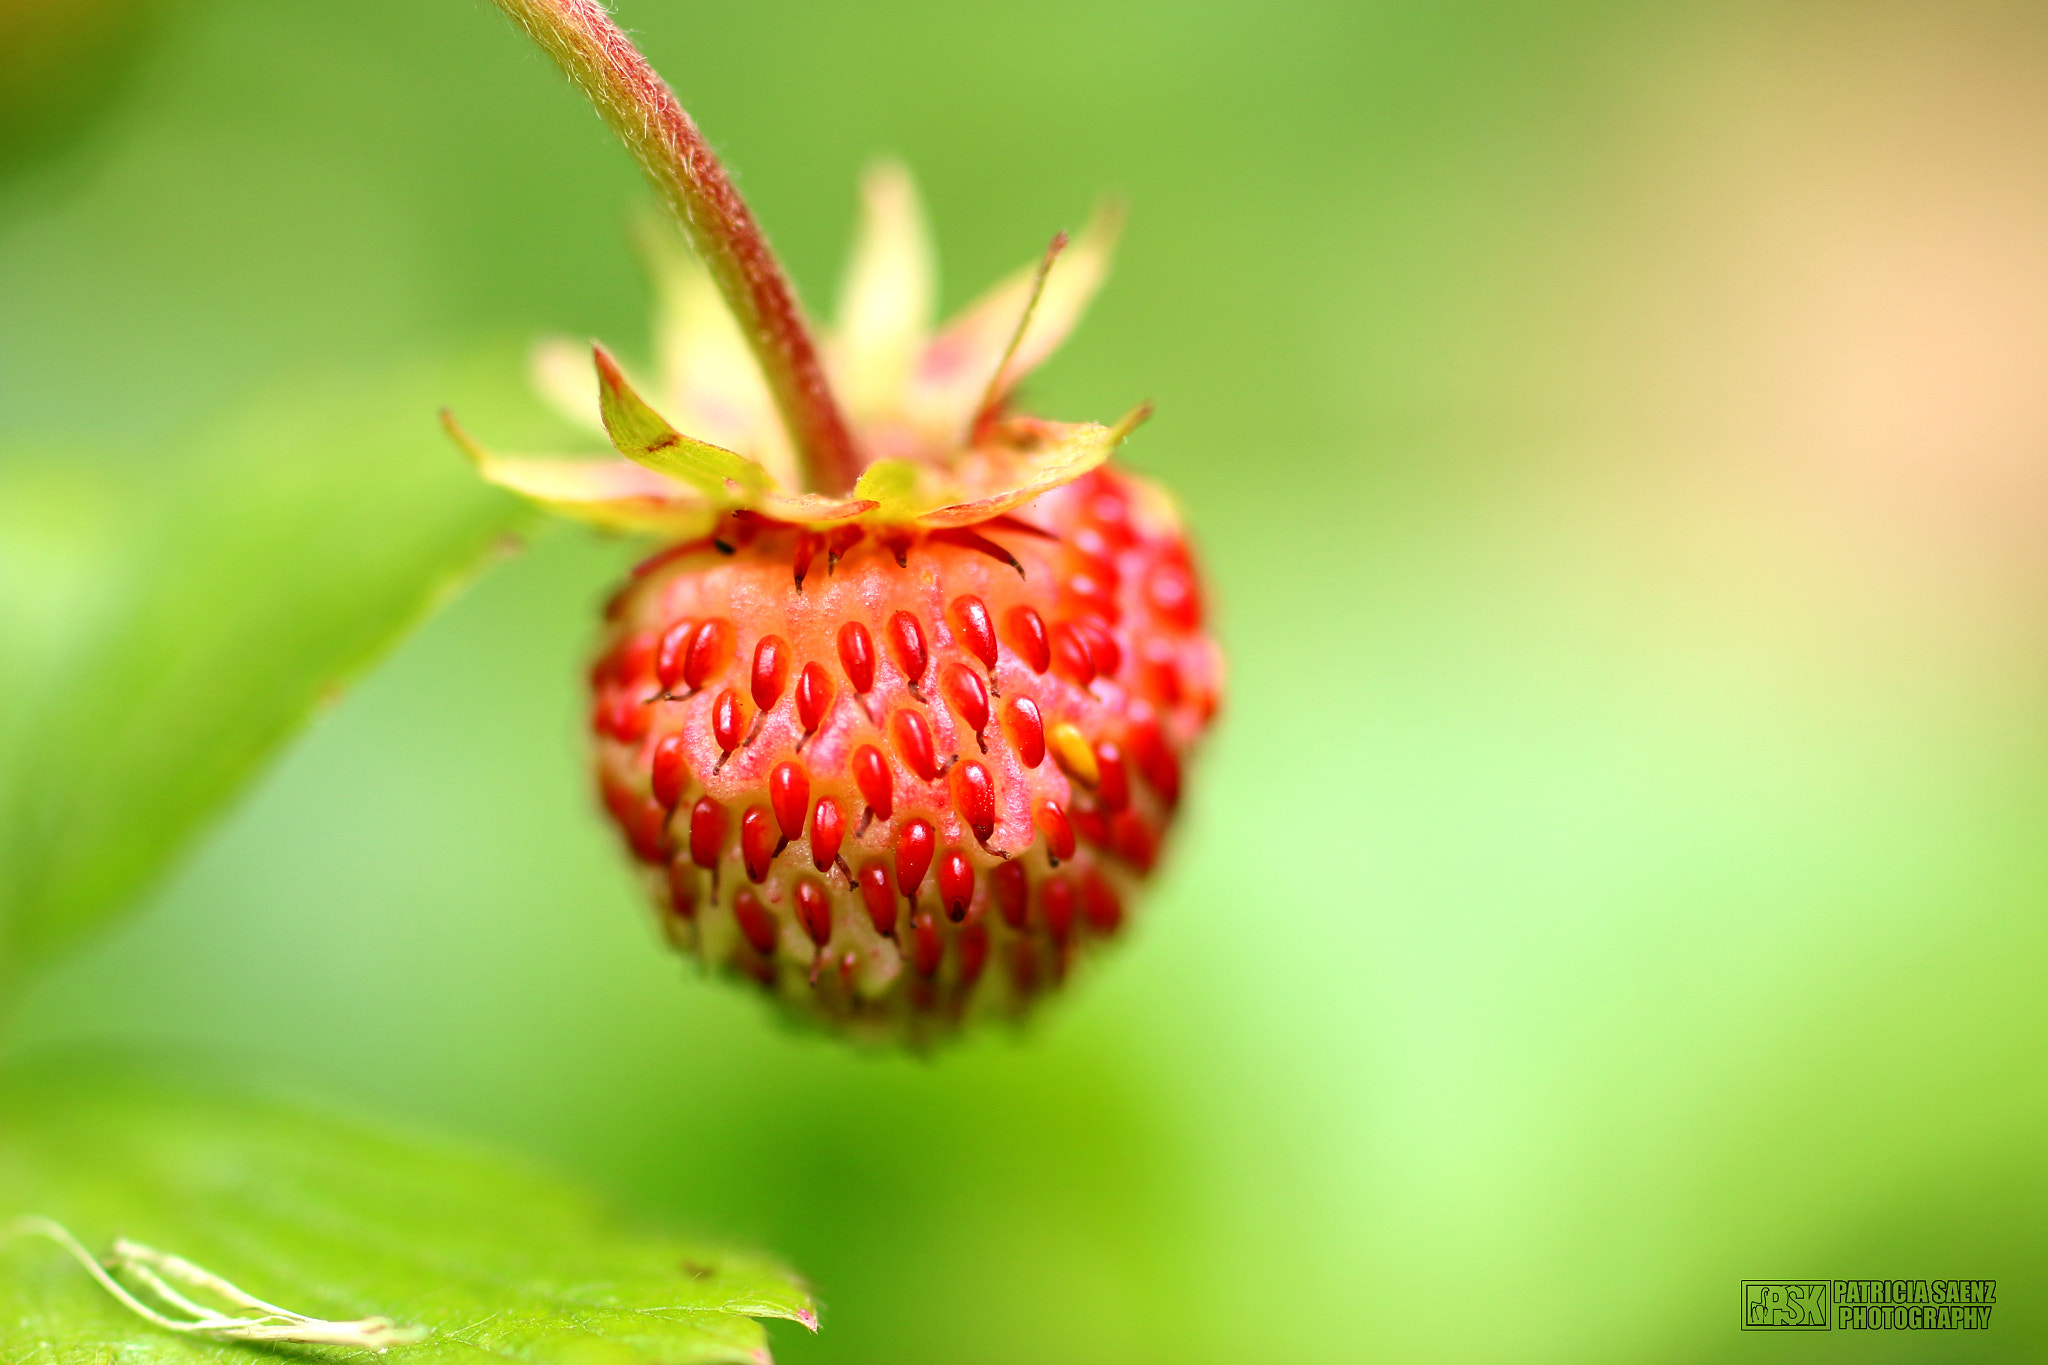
[1479,4,2048,715]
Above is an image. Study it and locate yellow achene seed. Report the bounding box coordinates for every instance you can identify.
[1048,722,1099,786]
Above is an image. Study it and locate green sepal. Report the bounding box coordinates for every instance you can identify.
[850,458,928,521]
[592,344,771,499]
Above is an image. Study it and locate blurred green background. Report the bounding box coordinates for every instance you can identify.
[7,0,2048,1360]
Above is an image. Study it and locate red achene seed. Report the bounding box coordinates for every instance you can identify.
[1009,939,1038,994]
[851,743,893,820]
[810,796,845,872]
[1148,561,1201,630]
[1041,876,1075,942]
[1081,871,1123,933]
[892,708,941,781]
[751,634,790,711]
[605,780,667,863]
[1073,616,1121,676]
[650,732,687,807]
[990,860,1028,929]
[599,690,649,743]
[888,611,928,690]
[952,760,996,845]
[1128,715,1181,805]
[896,817,935,905]
[858,861,896,936]
[837,620,876,694]
[655,619,695,690]
[689,797,727,870]
[617,631,658,682]
[634,798,669,861]
[1036,799,1076,862]
[937,850,973,922]
[942,663,989,747]
[796,661,834,735]
[1141,638,1183,706]
[769,761,809,840]
[1051,622,1095,685]
[1093,740,1130,812]
[712,688,744,756]
[1005,605,1050,673]
[589,643,618,690]
[732,888,777,955]
[683,618,733,690]
[1070,526,1118,582]
[950,595,998,670]
[911,913,942,978]
[599,776,635,831]
[958,921,989,986]
[1088,480,1133,541]
[666,860,696,919]
[794,879,832,947]
[741,805,776,882]
[1004,696,1045,768]
[1111,810,1158,872]
[1066,571,1118,623]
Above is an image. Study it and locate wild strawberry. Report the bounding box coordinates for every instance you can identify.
[453,0,1222,1043]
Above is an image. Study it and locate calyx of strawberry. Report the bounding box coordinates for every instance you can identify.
[446,159,1147,538]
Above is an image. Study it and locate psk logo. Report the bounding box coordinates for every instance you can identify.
[1743,1281,1830,1330]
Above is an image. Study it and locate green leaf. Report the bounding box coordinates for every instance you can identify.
[0,1057,816,1363]
[0,344,558,981]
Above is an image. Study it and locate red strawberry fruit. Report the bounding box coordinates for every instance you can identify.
[455,0,1222,1043]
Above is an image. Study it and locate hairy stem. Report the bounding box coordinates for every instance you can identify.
[491,0,862,495]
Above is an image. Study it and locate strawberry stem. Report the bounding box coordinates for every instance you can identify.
[490,0,863,496]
